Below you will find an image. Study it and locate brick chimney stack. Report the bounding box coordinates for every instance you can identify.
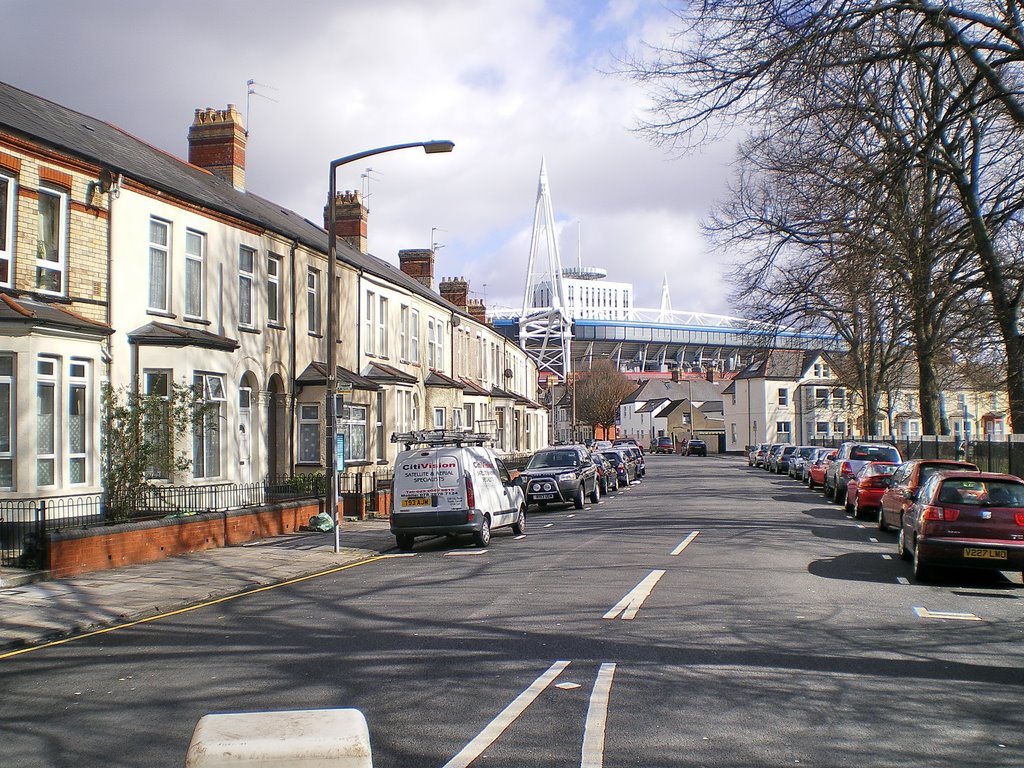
[324,190,368,254]
[188,105,246,190]
[439,276,469,309]
[467,298,487,325]
[399,249,435,290]
[706,366,717,383]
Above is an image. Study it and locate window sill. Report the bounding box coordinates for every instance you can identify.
[308,332,323,339]
[267,322,286,331]
[238,326,261,335]
[183,316,211,326]
[146,309,177,320]
[296,462,324,468]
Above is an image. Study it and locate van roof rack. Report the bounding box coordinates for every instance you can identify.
[391,430,495,449]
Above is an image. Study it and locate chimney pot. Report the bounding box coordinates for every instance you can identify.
[187,104,246,190]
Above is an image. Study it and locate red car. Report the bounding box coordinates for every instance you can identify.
[844,462,898,519]
[806,449,837,490]
[898,471,1024,581]
[878,459,979,532]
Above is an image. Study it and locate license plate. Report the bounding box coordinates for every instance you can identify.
[532,493,555,500]
[963,547,1007,560]
[402,497,429,507]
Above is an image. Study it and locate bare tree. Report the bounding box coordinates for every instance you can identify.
[572,360,638,437]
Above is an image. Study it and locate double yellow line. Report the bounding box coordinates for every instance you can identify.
[0,556,383,661]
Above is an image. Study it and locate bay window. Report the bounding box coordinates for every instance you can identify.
[192,372,224,479]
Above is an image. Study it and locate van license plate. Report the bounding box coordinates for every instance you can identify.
[963,547,1007,560]
[402,497,429,507]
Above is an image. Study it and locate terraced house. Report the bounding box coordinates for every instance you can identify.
[0,80,545,506]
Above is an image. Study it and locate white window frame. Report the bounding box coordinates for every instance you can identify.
[411,309,420,364]
[776,421,791,439]
[238,245,255,328]
[0,172,17,288]
[67,360,88,485]
[375,391,385,462]
[339,402,367,462]
[778,387,788,407]
[298,404,321,464]
[452,408,463,431]
[144,369,172,480]
[400,305,410,361]
[184,229,206,319]
[433,407,445,429]
[267,254,282,325]
[463,403,474,432]
[35,187,67,295]
[36,356,58,487]
[437,319,445,372]
[0,354,14,489]
[307,268,321,335]
[378,296,389,357]
[192,372,225,479]
[364,290,376,355]
[147,218,170,312]
[427,317,436,369]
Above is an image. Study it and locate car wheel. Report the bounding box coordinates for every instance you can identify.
[877,510,889,531]
[897,523,912,561]
[395,534,415,551]
[912,538,931,581]
[511,507,526,535]
[574,485,585,509]
[473,516,491,547]
[807,475,816,489]
[590,481,601,504]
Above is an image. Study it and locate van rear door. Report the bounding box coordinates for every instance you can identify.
[394,448,465,513]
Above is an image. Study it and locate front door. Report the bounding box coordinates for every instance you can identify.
[238,386,252,483]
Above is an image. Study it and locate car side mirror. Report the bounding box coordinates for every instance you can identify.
[903,489,915,500]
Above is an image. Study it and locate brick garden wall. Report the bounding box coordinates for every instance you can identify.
[46,500,322,579]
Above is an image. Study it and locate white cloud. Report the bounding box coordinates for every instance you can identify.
[1,1,738,318]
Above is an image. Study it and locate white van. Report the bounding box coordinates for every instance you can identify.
[390,431,526,551]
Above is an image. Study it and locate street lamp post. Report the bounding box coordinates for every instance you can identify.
[326,140,454,552]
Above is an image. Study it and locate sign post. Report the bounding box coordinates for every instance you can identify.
[333,385,353,553]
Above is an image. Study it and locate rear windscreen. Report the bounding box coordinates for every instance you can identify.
[850,446,900,462]
[938,479,1024,507]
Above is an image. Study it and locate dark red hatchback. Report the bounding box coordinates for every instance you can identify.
[898,471,1024,581]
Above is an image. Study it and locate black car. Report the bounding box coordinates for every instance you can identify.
[601,449,637,486]
[591,451,618,494]
[520,445,601,509]
[685,439,707,457]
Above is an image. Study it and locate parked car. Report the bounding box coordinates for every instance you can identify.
[593,440,613,451]
[390,432,526,550]
[602,448,638,486]
[520,445,601,509]
[806,449,838,489]
[622,445,646,476]
[787,446,818,479]
[748,443,769,467]
[591,451,618,495]
[844,461,899,518]
[768,444,797,473]
[684,438,707,457]
[897,471,1024,581]
[824,442,903,503]
[878,459,980,532]
[653,436,675,454]
[763,444,785,471]
[613,438,644,455]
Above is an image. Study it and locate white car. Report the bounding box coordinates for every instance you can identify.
[390,431,526,551]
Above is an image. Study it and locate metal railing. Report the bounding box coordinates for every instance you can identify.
[808,435,1024,476]
[1,470,397,569]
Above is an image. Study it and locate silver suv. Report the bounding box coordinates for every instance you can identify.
[520,445,601,509]
[824,441,903,503]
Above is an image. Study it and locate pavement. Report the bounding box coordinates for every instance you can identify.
[0,518,396,652]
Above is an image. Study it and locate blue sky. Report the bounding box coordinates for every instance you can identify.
[0,0,736,315]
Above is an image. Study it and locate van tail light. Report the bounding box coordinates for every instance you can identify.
[922,505,959,522]
[465,472,476,509]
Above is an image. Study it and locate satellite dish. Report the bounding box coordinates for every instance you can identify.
[503,368,514,379]
[98,168,119,193]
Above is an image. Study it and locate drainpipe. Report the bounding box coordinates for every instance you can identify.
[288,240,298,475]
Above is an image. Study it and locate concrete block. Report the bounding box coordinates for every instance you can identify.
[185,708,372,767]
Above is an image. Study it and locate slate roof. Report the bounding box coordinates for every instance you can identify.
[734,349,832,381]
[296,361,379,391]
[0,80,465,321]
[0,293,112,336]
[363,361,418,385]
[424,370,463,389]
[460,378,491,397]
[128,321,238,351]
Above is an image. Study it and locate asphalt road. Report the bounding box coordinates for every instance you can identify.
[3,455,1023,767]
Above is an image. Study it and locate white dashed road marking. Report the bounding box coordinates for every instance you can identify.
[581,663,616,768]
[670,531,700,556]
[913,606,981,621]
[604,570,666,620]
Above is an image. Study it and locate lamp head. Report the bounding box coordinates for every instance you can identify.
[423,140,455,154]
